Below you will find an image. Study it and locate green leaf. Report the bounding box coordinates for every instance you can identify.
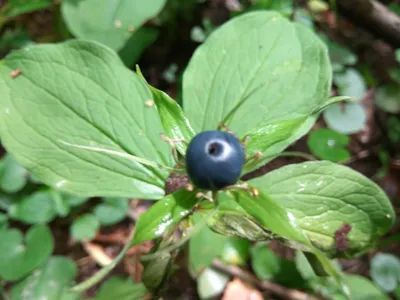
[251,244,280,280]
[71,214,100,241]
[142,242,176,293]
[0,213,7,229]
[232,189,309,244]
[295,250,317,281]
[251,243,306,288]
[331,275,389,300]
[11,256,78,300]
[250,161,395,256]
[370,253,400,292]
[6,0,52,17]
[333,68,366,101]
[9,190,58,224]
[0,154,27,193]
[190,214,229,274]
[64,194,89,208]
[0,27,32,51]
[396,49,400,63]
[307,128,350,162]
[206,195,273,241]
[133,189,198,245]
[197,268,230,300]
[137,66,196,156]
[323,102,367,134]
[183,11,331,139]
[94,276,147,300]
[61,0,167,51]
[244,116,316,171]
[93,197,129,226]
[375,84,400,113]
[220,237,250,266]
[119,27,159,67]
[0,225,54,281]
[0,40,172,199]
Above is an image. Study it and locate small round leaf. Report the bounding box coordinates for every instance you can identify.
[307,128,350,162]
[323,102,367,134]
[370,253,400,292]
[70,213,100,241]
[375,84,400,113]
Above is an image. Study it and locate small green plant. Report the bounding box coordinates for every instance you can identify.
[0,11,395,299]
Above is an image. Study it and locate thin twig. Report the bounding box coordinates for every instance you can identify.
[212,259,321,300]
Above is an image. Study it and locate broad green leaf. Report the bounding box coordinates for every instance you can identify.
[71,214,100,241]
[133,189,198,245]
[0,225,54,281]
[0,154,27,193]
[250,161,395,256]
[375,84,400,113]
[94,276,147,300]
[307,128,350,162]
[197,268,230,300]
[11,256,77,300]
[61,0,167,51]
[9,190,58,224]
[183,11,331,138]
[119,27,159,67]
[370,253,400,292]
[220,237,250,266]
[190,214,228,274]
[0,40,172,199]
[6,0,52,17]
[323,102,367,134]
[333,68,366,100]
[396,49,400,63]
[93,197,129,226]
[137,66,196,155]
[244,116,316,171]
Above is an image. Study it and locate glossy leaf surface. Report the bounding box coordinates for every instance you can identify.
[133,189,198,245]
[251,161,395,256]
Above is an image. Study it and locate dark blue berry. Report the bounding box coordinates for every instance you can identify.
[185,130,245,190]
